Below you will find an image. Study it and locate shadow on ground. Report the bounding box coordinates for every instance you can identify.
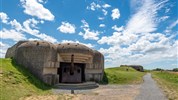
[99,71,109,85]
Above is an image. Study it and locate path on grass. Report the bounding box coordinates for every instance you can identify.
[135,73,167,100]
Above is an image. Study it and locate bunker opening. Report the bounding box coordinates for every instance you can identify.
[58,62,85,83]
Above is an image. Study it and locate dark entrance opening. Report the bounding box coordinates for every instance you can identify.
[58,62,85,83]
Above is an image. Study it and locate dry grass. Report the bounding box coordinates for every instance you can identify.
[152,71,178,100]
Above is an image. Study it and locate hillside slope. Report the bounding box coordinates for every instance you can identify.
[0,58,52,100]
[101,67,145,84]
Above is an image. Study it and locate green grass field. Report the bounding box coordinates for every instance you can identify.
[101,67,145,84]
[152,71,178,100]
[0,58,52,100]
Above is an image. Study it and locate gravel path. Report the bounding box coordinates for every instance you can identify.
[135,73,167,100]
[53,85,141,100]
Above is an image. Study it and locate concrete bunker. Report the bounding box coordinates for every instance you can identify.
[5,41,104,85]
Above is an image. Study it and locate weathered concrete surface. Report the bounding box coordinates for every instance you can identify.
[135,73,167,100]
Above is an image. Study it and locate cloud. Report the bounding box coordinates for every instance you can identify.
[0,28,26,41]
[158,16,169,22]
[87,2,101,11]
[87,2,110,16]
[98,17,104,20]
[125,0,168,34]
[99,24,105,28]
[9,19,23,31]
[57,22,76,34]
[102,4,111,8]
[20,0,54,21]
[0,12,9,23]
[111,8,120,20]
[79,20,100,40]
[165,19,178,33]
[112,25,124,32]
[22,18,57,43]
[79,29,100,40]
[0,42,10,58]
[61,40,94,48]
[98,0,175,68]
[0,12,57,43]
[102,9,108,16]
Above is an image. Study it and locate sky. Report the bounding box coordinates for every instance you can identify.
[0,0,177,69]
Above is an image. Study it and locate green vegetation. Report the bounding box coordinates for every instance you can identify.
[0,58,52,100]
[173,68,178,72]
[152,71,178,100]
[100,67,145,84]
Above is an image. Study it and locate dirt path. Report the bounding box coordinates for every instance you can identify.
[135,73,167,100]
[24,73,168,100]
[53,85,141,100]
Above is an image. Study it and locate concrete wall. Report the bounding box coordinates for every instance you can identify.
[5,41,27,58]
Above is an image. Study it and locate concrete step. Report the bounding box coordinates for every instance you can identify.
[54,82,99,90]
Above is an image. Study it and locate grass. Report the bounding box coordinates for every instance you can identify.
[152,71,178,100]
[100,67,145,84]
[0,58,52,100]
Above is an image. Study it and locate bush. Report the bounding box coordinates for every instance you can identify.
[173,68,178,72]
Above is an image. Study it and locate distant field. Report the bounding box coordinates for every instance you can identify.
[152,71,178,100]
[101,67,145,84]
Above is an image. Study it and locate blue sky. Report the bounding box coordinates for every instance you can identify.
[0,0,177,69]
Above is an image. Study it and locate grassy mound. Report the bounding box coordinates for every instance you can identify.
[100,67,145,84]
[0,58,52,100]
[152,71,178,100]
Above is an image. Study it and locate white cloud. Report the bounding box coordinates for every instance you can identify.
[98,0,175,68]
[0,12,9,23]
[0,28,26,41]
[0,13,57,43]
[28,38,40,41]
[165,19,178,33]
[112,25,124,32]
[125,0,168,34]
[87,2,101,11]
[9,19,23,31]
[111,8,120,20]
[81,20,89,28]
[80,20,100,40]
[57,22,76,34]
[80,29,99,40]
[99,24,105,28]
[0,42,10,58]
[0,42,6,47]
[98,17,104,20]
[159,16,169,22]
[168,19,178,29]
[20,0,54,21]
[61,40,94,48]
[22,18,57,43]
[102,9,108,16]
[102,4,111,8]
